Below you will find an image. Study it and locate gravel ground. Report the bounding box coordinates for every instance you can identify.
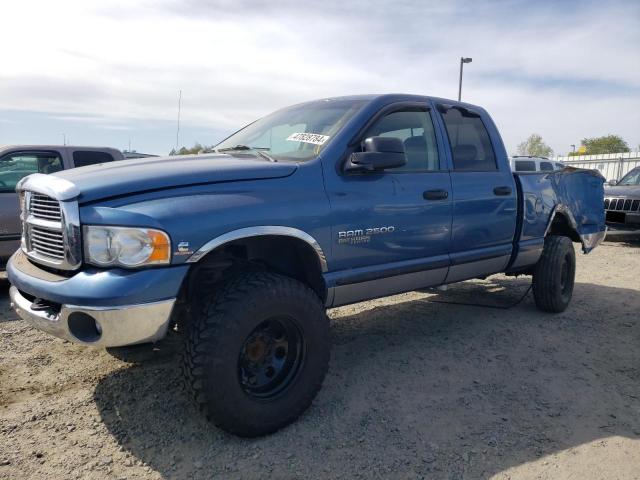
[1,241,639,480]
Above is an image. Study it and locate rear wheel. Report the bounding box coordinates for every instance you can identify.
[532,235,576,313]
[183,269,330,437]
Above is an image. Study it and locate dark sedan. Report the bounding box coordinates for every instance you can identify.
[604,166,640,228]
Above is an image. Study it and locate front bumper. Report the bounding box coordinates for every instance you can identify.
[605,210,640,226]
[10,286,175,347]
[6,250,189,347]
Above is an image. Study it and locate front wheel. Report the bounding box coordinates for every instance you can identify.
[532,235,576,313]
[183,269,330,437]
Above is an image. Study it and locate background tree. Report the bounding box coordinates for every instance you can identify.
[568,135,630,156]
[516,134,554,157]
[169,142,207,156]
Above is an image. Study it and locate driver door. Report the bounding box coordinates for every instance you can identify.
[323,104,453,305]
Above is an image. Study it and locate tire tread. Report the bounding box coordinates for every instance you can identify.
[532,235,575,313]
[182,268,329,437]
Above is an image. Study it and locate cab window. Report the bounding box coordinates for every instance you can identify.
[361,109,440,171]
[0,152,63,193]
[73,150,115,167]
[515,160,536,172]
[540,161,554,171]
[440,107,497,171]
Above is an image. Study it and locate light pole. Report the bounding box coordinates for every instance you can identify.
[176,89,182,150]
[458,57,472,101]
[570,144,576,153]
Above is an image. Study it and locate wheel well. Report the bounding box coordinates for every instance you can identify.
[180,235,326,305]
[547,213,580,243]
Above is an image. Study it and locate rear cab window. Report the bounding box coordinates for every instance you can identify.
[72,150,115,168]
[439,107,497,171]
[0,151,63,193]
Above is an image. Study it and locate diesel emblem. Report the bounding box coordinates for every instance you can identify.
[175,241,193,256]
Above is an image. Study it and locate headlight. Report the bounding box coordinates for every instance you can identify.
[83,226,171,267]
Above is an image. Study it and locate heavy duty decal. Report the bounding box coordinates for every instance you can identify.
[286,132,330,145]
[337,226,395,245]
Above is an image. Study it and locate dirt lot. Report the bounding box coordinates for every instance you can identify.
[1,242,639,479]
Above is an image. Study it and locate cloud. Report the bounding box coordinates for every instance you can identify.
[1,0,638,154]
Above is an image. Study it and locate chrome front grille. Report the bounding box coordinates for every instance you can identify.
[29,194,62,221]
[19,187,82,271]
[605,197,640,212]
[30,225,65,260]
[24,193,67,264]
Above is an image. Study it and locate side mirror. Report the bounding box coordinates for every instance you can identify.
[346,136,407,172]
[607,179,618,186]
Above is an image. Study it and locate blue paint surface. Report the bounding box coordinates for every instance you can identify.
[8,94,606,307]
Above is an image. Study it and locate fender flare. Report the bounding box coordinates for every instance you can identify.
[544,204,606,253]
[185,226,328,272]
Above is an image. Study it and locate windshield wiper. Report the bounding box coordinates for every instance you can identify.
[217,144,252,152]
[216,145,277,162]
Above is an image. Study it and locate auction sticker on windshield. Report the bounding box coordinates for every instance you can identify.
[286,132,330,145]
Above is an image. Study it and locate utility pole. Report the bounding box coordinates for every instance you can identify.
[62,133,66,146]
[176,89,182,150]
[458,57,473,101]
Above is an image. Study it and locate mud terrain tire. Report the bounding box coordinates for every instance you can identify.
[183,269,330,437]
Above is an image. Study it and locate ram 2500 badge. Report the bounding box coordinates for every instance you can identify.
[7,94,606,437]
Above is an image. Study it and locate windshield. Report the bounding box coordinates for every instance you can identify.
[618,168,640,186]
[214,99,367,162]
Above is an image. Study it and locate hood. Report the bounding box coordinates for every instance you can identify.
[53,153,298,203]
[605,184,640,198]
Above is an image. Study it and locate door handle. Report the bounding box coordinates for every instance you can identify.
[493,186,512,196]
[423,189,449,200]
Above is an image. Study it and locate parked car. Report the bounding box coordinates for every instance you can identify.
[122,150,158,159]
[510,156,565,172]
[0,145,123,270]
[7,95,605,437]
[604,166,640,228]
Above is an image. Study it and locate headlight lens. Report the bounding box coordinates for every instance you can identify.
[84,226,171,267]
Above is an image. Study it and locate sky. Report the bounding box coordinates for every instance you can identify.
[1,0,639,157]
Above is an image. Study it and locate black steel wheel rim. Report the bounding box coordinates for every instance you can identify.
[238,317,305,399]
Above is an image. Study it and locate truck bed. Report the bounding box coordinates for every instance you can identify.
[508,168,606,272]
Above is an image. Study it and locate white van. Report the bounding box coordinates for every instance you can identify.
[510,156,565,172]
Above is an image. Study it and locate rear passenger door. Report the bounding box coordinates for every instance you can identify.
[436,105,517,282]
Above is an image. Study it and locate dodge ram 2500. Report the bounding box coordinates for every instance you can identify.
[7,94,606,437]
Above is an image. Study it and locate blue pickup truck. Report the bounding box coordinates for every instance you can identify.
[7,94,605,437]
